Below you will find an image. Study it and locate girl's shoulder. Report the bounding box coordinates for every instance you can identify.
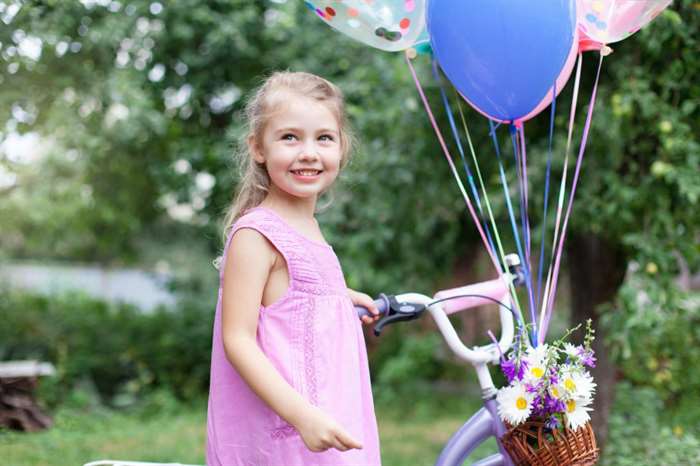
[220,209,280,275]
[230,206,277,232]
[227,206,289,250]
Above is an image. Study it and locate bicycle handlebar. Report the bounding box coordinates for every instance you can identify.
[354,253,522,368]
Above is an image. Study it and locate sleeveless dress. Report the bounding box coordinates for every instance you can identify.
[206,206,381,466]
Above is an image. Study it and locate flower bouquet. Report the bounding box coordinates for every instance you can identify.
[496,320,600,466]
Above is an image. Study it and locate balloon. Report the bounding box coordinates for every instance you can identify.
[459,27,580,124]
[428,0,577,123]
[305,0,427,52]
[577,0,671,44]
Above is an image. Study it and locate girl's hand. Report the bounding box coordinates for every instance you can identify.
[295,405,363,452]
[347,288,381,325]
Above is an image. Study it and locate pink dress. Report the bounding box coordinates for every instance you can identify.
[206,206,381,466]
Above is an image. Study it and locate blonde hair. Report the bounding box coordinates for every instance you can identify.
[221,71,354,243]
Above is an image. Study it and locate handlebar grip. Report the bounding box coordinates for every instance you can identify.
[355,294,390,319]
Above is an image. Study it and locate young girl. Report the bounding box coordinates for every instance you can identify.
[206,71,382,466]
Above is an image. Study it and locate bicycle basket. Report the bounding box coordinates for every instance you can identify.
[501,419,599,466]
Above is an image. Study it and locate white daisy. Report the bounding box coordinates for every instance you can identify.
[524,359,547,384]
[560,366,578,396]
[561,367,596,401]
[563,342,580,360]
[572,370,596,401]
[564,397,593,431]
[523,344,549,384]
[549,382,565,400]
[526,343,549,365]
[497,383,534,426]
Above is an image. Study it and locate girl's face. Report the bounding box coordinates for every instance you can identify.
[251,94,343,202]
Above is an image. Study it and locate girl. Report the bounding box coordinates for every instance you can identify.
[206,71,382,466]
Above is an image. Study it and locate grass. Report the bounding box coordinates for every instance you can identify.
[0,404,207,466]
[0,388,499,466]
[9,382,698,466]
[376,389,499,466]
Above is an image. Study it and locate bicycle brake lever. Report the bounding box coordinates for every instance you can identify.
[373,313,412,336]
[373,299,425,336]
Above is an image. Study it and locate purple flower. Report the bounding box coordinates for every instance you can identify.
[500,357,528,382]
[579,348,597,368]
[545,415,560,430]
[517,359,528,381]
[500,358,518,383]
[548,369,559,385]
[531,395,545,417]
[543,394,566,415]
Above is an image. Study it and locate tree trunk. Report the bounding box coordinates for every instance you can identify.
[566,233,627,452]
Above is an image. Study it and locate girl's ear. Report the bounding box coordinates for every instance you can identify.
[248,134,265,164]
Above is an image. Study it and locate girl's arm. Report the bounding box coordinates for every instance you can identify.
[221,229,362,453]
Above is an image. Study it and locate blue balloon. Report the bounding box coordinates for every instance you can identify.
[427,0,576,122]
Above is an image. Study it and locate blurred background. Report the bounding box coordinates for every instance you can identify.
[0,1,698,465]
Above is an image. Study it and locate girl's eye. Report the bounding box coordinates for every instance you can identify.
[319,134,334,142]
[281,134,297,141]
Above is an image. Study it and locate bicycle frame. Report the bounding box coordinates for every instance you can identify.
[384,268,518,466]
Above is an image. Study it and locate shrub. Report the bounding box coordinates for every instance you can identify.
[601,271,700,400]
[0,287,215,406]
[602,382,700,466]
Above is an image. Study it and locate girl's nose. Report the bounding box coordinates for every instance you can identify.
[299,143,320,160]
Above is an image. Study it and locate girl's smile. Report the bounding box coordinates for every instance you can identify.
[290,169,323,182]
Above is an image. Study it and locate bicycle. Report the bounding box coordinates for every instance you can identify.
[85,253,523,466]
[356,253,522,466]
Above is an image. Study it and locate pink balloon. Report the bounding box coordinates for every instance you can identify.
[577,0,672,44]
[459,27,580,124]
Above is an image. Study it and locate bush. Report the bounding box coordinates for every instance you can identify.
[603,382,700,466]
[601,271,700,400]
[0,287,215,406]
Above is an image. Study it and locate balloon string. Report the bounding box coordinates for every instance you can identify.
[430,59,498,258]
[536,84,557,311]
[404,54,507,290]
[539,52,583,339]
[540,52,605,341]
[489,120,531,336]
[455,98,525,327]
[490,122,526,277]
[517,124,538,340]
[508,125,536,340]
[509,127,527,263]
[431,62,530,336]
[518,125,531,265]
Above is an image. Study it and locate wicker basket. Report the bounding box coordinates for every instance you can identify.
[501,419,599,466]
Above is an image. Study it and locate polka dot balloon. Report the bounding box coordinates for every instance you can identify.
[305,0,428,52]
[577,0,672,44]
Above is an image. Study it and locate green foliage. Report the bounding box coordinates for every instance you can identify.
[1,0,467,294]
[0,287,215,404]
[374,333,443,395]
[568,2,699,271]
[601,271,700,400]
[602,382,700,466]
[3,0,695,290]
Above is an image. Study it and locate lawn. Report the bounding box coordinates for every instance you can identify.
[3,383,698,466]
[0,391,495,466]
